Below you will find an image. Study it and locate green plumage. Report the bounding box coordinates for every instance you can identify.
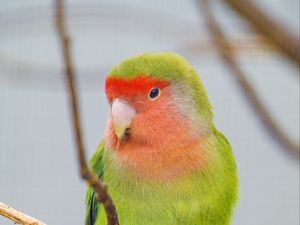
[85,53,238,225]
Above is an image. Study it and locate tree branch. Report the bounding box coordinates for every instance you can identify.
[197,0,299,159]
[223,0,300,67]
[0,202,46,225]
[54,1,119,225]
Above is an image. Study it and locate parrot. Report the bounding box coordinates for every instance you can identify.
[85,52,238,225]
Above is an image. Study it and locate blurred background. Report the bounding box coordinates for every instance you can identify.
[0,0,299,224]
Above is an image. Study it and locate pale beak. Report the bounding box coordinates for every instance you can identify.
[111,99,136,140]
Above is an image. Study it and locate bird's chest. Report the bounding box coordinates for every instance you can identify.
[101,164,204,225]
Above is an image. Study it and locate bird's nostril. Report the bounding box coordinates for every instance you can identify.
[125,128,131,137]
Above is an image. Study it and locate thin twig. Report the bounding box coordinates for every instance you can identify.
[0,202,46,225]
[223,0,300,67]
[54,1,119,225]
[197,0,299,159]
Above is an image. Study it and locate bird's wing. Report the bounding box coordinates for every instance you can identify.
[85,141,105,225]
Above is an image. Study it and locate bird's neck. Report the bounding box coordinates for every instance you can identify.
[105,134,210,182]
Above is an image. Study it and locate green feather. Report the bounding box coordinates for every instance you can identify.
[85,142,105,225]
[86,131,238,225]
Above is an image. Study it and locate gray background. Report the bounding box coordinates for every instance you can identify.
[0,0,299,224]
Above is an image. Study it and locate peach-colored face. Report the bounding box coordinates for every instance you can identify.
[105,76,189,147]
[105,76,207,180]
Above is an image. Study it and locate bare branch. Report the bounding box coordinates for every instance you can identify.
[223,0,300,67]
[197,0,299,159]
[54,1,119,224]
[0,202,46,225]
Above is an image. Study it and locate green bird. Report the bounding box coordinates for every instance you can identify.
[85,52,238,225]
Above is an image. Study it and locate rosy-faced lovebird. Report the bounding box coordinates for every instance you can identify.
[85,52,238,225]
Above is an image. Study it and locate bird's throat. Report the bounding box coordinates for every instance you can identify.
[105,135,209,182]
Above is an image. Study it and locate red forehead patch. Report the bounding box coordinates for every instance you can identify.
[105,76,169,97]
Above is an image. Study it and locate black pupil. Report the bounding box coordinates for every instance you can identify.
[149,88,159,99]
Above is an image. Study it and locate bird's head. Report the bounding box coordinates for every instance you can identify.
[104,52,213,153]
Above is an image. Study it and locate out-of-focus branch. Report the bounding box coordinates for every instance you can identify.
[0,202,46,225]
[54,1,119,225]
[197,0,299,159]
[223,0,300,67]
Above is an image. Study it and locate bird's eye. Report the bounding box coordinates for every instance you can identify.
[148,87,160,100]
